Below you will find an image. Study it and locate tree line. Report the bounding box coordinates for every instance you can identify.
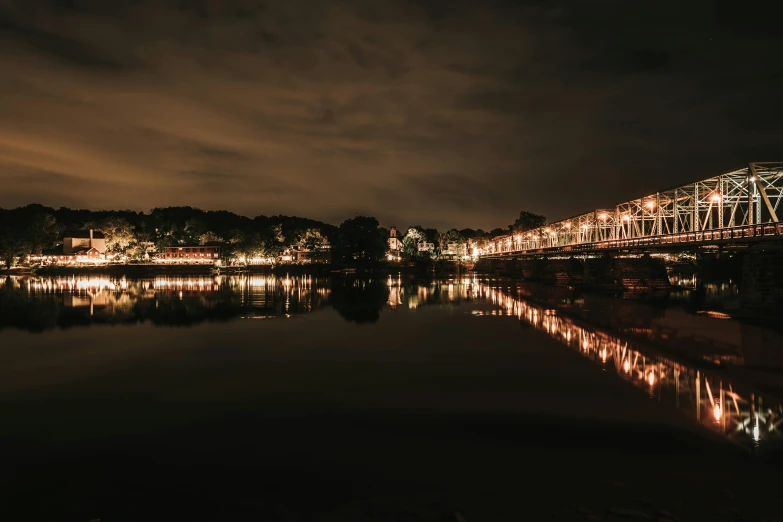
[0,204,545,267]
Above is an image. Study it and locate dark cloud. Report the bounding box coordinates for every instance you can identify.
[0,0,781,229]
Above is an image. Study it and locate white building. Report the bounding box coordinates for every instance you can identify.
[417,241,434,252]
[63,229,106,254]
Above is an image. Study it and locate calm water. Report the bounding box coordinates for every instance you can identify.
[2,274,783,521]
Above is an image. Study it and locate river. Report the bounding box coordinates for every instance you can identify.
[1,274,782,521]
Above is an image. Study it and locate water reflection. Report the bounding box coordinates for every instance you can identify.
[0,275,332,331]
[476,280,783,453]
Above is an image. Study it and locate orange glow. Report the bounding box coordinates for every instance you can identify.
[622,215,630,222]
[647,371,655,386]
[598,213,608,221]
[711,193,721,203]
[713,404,722,421]
[623,359,630,373]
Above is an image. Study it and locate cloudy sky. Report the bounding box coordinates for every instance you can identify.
[0,0,781,229]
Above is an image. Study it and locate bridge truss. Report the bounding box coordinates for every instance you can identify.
[484,162,783,257]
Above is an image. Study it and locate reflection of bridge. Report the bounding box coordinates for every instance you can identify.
[478,282,783,453]
[483,162,783,257]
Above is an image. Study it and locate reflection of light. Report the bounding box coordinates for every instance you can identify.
[582,339,588,350]
[713,404,722,421]
[600,348,607,363]
[647,371,655,386]
[623,359,630,373]
[566,331,571,342]
[753,424,760,442]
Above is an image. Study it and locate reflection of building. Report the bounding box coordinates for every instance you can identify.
[160,245,222,264]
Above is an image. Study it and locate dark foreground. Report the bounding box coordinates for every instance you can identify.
[1,276,782,521]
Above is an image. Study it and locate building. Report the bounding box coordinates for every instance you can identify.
[417,241,435,253]
[440,241,468,261]
[30,229,107,265]
[63,229,106,254]
[387,226,403,261]
[159,244,222,264]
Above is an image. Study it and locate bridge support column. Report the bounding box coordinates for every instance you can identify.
[741,252,783,316]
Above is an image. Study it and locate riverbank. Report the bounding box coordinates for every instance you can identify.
[27,260,475,277]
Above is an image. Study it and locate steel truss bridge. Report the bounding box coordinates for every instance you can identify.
[483,162,783,257]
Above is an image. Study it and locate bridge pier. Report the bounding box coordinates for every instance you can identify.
[476,254,670,296]
[740,251,783,316]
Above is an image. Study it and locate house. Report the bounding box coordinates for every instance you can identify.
[30,229,107,265]
[440,241,468,260]
[63,229,106,254]
[158,244,222,264]
[387,226,403,261]
[417,241,435,253]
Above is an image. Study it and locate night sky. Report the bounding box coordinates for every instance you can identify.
[0,1,781,230]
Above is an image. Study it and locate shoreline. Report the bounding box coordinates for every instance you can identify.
[11,260,475,277]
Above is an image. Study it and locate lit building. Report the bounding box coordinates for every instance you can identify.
[417,241,435,253]
[63,229,106,254]
[158,244,222,264]
[387,226,402,261]
[30,229,107,265]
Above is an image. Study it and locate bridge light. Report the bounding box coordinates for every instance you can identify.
[598,213,608,221]
[749,176,756,182]
[550,232,557,237]
[711,193,721,203]
[581,224,589,229]
[622,215,630,222]
[564,222,571,229]
[645,201,655,210]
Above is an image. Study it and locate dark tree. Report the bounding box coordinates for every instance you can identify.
[335,216,386,263]
[510,211,546,232]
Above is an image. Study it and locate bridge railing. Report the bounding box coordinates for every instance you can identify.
[482,162,783,256]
